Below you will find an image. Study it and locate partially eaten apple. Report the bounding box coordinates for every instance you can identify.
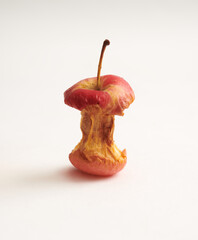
[64,40,135,176]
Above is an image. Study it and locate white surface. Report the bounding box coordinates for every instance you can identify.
[0,1,198,239]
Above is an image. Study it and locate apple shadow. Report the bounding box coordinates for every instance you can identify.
[60,166,112,183]
[10,165,114,191]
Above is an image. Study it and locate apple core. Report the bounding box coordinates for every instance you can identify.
[64,40,135,176]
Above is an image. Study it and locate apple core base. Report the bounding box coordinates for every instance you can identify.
[69,149,127,176]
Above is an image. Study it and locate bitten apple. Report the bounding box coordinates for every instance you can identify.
[64,40,135,176]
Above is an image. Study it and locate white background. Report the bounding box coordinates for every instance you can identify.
[0,0,198,239]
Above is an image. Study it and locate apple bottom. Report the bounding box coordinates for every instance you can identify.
[69,149,127,176]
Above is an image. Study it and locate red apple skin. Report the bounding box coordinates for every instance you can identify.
[69,149,127,176]
[64,75,135,116]
[64,88,111,111]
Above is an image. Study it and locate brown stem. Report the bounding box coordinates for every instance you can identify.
[97,39,110,90]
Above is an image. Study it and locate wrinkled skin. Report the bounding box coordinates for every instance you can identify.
[64,75,135,176]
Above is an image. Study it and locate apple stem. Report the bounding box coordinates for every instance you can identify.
[97,39,110,90]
